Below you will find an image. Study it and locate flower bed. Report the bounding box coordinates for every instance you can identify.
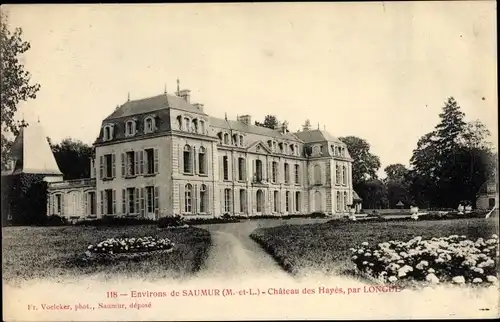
[350,234,499,286]
[86,236,175,256]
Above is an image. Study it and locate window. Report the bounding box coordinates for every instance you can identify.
[336,191,341,212]
[273,191,279,212]
[232,134,238,145]
[183,145,192,173]
[344,191,348,211]
[198,147,206,174]
[144,116,155,134]
[290,144,295,154]
[126,151,135,176]
[295,191,300,212]
[272,161,278,183]
[255,159,263,181]
[273,141,277,152]
[56,194,62,214]
[314,164,321,185]
[343,166,347,185]
[184,117,190,131]
[294,164,300,184]
[125,120,135,137]
[239,189,246,213]
[336,165,341,185]
[87,191,96,215]
[239,135,243,146]
[184,184,192,213]
[127,188,136,213]
[256,190,264,213]
[192,119,198,133]
[268,140,272,149]
[224,188,231,213]
[103,125,114,141]
[199,120,205,134]
[279,143,283,153]
[101,154,115,179]
[146,186,154,213]
[223,156,229,180]
[223,133,229,145]
[200,185,208,213]
[286,191,291,212]
[177,116,182,130]
[284,163,290,184]
[145,148,158,174]
[238,158,245,181]
[217,132,223,144]
[105,189,115,215]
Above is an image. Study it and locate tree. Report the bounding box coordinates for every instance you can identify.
[339,136,381,188]
[357,179,388,209]
[383,164,411,208]
[255,115,279,130]
[410,97,495,208]
[384,163,409,183]
[1,12,41,170]
[51,138,94,180]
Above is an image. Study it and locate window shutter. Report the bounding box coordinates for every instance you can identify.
[121,153,125,177]
[179,144,183,173]
[140,151,144,174]
[154,148,159,174]
[268,161,272,182]
[140,188,145,217]
[252,160,256,181]
[122,189,126,214]
[100,191,104,215]
[179,183,185,214]
[219,156,223,180]
[99,156,104,179]
[111,154,116,178]
[193,147,197,175]
[154,186,159,218]
[135,151,139,175]
[112,190,116,214]
[61,194,65,216]
[135,188,140,214]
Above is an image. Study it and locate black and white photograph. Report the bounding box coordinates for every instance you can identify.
[1,2,498,320]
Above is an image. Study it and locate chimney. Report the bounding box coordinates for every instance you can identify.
[281,121,288,134]
[237,115,252,126]
[179,89,191,103]
[193,103,204,112]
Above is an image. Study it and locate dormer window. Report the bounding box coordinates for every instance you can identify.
[290,144,295,155]
[199,120,205,134]
[125,120,136,137]
[192,119,198,133]
[103,124,114,141]
[223,133,229,145]
[239,135,244,146]
[184,117,190,131]
[232,134,238,145]
[144,116,156,134]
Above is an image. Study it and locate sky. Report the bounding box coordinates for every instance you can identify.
[3,2,497,178]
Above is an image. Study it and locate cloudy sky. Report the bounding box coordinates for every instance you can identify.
[3,2,497,177]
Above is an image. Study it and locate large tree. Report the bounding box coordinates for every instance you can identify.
[1,12,40,170]
[383,163,411,208]
[255,115,279,130]
[339,136,381,187]
[410,97,495,208]
[50,138,94,180]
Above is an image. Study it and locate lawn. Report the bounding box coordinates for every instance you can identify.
[2,225,211,284]
[250,217,499,277]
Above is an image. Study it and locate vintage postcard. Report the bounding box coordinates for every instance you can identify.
[1,2,499,321]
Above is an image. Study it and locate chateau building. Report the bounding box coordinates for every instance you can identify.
[46,83,358,220]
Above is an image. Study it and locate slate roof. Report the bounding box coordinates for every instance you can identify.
[104,93,207,120]
[209,117,302,142]
[294,129,343,144]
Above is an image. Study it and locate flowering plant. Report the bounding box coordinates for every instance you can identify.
[350,234,499,286]
[87,236,174,255]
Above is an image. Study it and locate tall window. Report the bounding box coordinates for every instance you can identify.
[198,147,206,174]
[239,189,246,213]
[286,191,291,212]
[105,189,114,215]
[200,185,207,213]
[232,134,238,145]
[294,164,300,184]
[336,191,341,212]
[255,159,263,181]
[145,148,157,174]
[184,184,192,213]
[56,194,62,214]
[272,161,278,183]
[146,186,154,213]
[290,144,295,155]
[224,188,231,213]
[87,192,96,215]
[239,135,243,146]
[336,165,341,185]
[284,163,290,184]
[273,191,279,212]
[223,156,229,180]
[177,116,182,130]
[295,191,300,212]
[223,133,229,145]
[126,151,135,176]
[103,125,113,141]
[101,154,115,179]
[184,117,190,131]
[127,188,135,213]
[238,158,245,181]
[344,191,348,211]
[192,119,198,133]
[314,164,321,185]
[343,166,347,185]
[199,120,205,134]
[183,145,192,173]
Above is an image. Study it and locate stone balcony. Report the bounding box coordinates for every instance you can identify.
[48,178,96,190]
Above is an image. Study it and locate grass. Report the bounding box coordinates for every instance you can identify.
[250,217,499,277]
[2,225,211,284]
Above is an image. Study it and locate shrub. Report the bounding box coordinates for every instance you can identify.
[350,234,499,286]
[76,216,156,226]
[44,215,69,226]
[158,215,187,228]
[86,236,174,255]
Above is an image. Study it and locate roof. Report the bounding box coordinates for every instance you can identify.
[104,93,207,120]
[209,117,302,142]
[4,121,62,176]
[294,129,343,144]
